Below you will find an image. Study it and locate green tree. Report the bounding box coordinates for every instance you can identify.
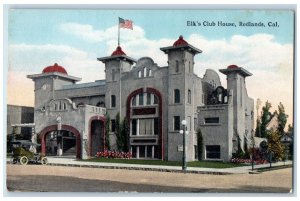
[105,114,111,150]
[267,129,284,161]
[197,128,203,160]
[122,117,130,152]
[277,102,288,136]
[260,101,275,138]
[115,113,123,151]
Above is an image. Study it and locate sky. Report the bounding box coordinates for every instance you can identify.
[6,9,294,127]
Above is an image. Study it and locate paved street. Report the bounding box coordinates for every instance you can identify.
[6,164,293,193]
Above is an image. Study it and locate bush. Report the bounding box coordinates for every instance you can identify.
[231,148,268,165]
[96,150,132,159]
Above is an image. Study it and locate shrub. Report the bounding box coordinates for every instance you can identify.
[96,150,132,159]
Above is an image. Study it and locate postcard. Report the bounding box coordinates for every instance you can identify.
[5,7,294,194]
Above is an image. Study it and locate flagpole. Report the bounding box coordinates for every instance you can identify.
[118,18,120,46]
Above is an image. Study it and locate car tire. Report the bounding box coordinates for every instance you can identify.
[41,157,48,165]
[19,156,29,165]
[10,157,18,164]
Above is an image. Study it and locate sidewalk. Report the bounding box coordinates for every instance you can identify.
[43,157,293,175]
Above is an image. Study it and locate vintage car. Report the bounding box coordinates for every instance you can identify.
[10,140,48,165]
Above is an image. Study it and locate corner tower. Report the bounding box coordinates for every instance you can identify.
[219,65,253,152]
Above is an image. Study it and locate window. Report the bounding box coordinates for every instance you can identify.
[194,145,198,159]
[111,120,116,132]
[139,146,145,158]
[189,61,191,73]
[111,95,116,108]
[146,93,151,105]
[175,60,179,72]
[112,69,115,81]
[188,89,191,104]
[131,146,137,158]
[154,118,159,135]
[204,117,219,124]
[153,95,158,104]
[174,116,180,131]
[174,89,180,103]
[131,119,137,135]
[144,67,147,77]
[149,69,152,76]
[138,71,142,78]
[138,93,144,106]
[206,145,220,159]
[139,119,154,135]
[194,118,197,131]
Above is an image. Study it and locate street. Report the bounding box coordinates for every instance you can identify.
[6,164,293,193]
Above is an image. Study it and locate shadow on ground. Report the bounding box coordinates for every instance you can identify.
[7,175,291,193]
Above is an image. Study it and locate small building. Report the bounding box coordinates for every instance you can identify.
[26,35,254,161]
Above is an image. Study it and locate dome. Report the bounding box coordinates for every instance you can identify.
[42,63,68,74]
[173,35,188,46]
[227,64,239,69]
[111,46,126,56]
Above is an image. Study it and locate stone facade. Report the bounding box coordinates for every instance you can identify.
[27,36,254,162]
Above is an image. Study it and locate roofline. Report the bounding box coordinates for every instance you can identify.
[160,44,202,54]
[97,55,136,64]
[27,72,82,82]
[219,67,252,77]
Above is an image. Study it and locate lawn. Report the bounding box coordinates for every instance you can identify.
[83,158,246,169]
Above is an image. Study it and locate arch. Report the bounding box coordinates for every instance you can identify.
[126,87,164,160]
[88,116,106,157]
[39,125,82,159]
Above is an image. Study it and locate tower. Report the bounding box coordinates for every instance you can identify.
[160,36,202,161]
[97,46,136,141]
[219,65,252,152]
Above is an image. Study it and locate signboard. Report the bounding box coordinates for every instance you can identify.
[177,145,183,152]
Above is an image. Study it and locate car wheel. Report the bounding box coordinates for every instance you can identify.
[10,157,18,164]
[19,156,29,165]
[41,157,48,165]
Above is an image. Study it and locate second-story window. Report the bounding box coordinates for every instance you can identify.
[111,95,116,108]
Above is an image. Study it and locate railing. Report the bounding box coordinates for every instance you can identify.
[86,105,106,115]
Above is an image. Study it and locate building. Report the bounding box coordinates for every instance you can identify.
[27,36,254,161]
[7,105,34,139]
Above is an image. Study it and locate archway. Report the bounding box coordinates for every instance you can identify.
[88,116,106,157]
[39,125,81,159]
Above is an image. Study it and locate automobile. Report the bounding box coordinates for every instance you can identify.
[10,140,48,165]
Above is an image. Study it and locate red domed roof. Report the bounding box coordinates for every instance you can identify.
[173,35,188,46]
[42,63,68,74]
[111,46,126,56]
[227,64,239,69]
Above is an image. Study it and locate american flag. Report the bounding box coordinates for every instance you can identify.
[119,17,133,30]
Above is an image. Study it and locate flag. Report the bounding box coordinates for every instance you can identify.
[119,17,133,30]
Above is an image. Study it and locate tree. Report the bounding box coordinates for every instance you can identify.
[115,113,123,151]
[260,101,275,138]
[277,102,288,136]
[267,129,284,161]
[197,128,203,160]
[105,114,111,150]
[122,117,130,152]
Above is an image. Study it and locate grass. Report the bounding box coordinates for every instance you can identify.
[83,158,246,169]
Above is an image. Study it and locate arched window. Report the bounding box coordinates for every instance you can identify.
[174,89,180,103]
[138,71,142,78]
[111,95,116,108]
[188,89,191,104]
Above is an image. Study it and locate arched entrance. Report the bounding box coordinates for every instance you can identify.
[89,116,106,157]
[39,125,81,159]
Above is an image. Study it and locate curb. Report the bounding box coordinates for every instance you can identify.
[46,163,236,175]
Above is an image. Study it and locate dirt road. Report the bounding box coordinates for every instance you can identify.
[6,164,293,193]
